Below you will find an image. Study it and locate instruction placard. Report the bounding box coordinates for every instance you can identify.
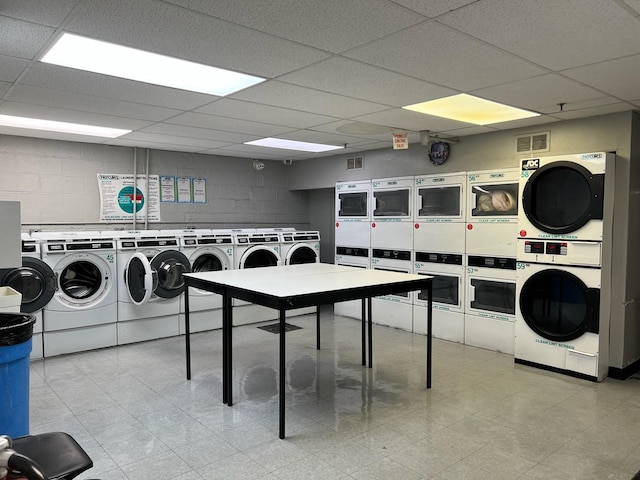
[97,174,160,222]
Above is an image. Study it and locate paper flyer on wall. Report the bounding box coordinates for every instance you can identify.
[97,174,161,222]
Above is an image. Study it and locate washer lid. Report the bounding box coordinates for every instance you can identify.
[125,252,156,305]
[0,257,55,312]
[150,250,191,299]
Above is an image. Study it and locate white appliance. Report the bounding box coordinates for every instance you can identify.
[335,180,371,249]
[413,251,465,342]
[116,232,191,344]
[518,152,614,241]
[0,234,55,359]
[515,243,610,381]
[279,231,320,265]
[334,246,370,319]
[232,231,282,325]
[466,168,519,257]
[464,255,517,354]
[31,231,117,357]
[414,172,466,254]
[371,176,414,250]
[169,229,234,334]
[370,248,413,332]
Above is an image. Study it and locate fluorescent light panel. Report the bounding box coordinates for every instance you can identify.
[0,114,131,138]
[41,33,265,96]
[245,138,343,153]
[403,94,539,125]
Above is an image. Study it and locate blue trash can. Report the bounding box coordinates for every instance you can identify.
[0,313,35,438]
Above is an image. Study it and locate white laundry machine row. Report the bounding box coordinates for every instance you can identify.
[334,246,370,319]
[279,230,320,317]
[0,234,55,359]
[515,241,610,381]
[371,176,414,250]
[413,251,465,343]
[464,255,517,355]
[414,172,466,254]
[335,180,371,250]
[370,248,413,332]
[466,168,519,257]
[115,232,191,344]
[30,231,118,357]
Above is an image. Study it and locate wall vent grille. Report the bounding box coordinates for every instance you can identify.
[346,156,364,170]
[515,131,550,154]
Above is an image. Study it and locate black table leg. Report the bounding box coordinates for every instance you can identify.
[185,287,191,380]
[427,280,433,389]
[227,293,234,406]
[316,306,321,350]
[367,297,373,368]
[361,298,366,366]
[279,308,286,439]
[222,290,229,404]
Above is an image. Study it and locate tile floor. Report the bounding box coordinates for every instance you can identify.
[28,311,640,480]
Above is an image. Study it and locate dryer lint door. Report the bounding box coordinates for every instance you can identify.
[0,257,55,313]
[150,250,191,299]
[125,252,157,305]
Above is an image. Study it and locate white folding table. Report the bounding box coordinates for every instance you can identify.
[183,263,433,439]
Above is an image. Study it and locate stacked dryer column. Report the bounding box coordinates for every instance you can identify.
[515,152,615,381]
[370,176,414,332]
[464,169,520,354]
[413,173,466,342]
[334,180,371,319]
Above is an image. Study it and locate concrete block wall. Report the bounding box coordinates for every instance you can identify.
[0,135,309,231]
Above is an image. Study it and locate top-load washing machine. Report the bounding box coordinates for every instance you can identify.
[371,176,414,250]
[30,231,118,357]
[0,233,55,359]
[114,231,191,344]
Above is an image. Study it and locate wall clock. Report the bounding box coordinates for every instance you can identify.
[428,141,450,165]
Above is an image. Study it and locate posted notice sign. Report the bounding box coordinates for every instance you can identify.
[392,131,408,150]
[97,174,160,222]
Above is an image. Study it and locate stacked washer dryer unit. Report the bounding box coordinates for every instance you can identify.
[232,229,282,325]
[280,230,321,317]
[114,230,191,344]
[334,180,371,319]
[161,229,234,334]
[0,233,55,359]
[464,168,519,354]
[30,231,118,357]
[370,176,414,332]
[515,152,615,381]
[413,173,466,342]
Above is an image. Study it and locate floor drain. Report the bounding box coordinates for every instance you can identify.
[257,323,302,334]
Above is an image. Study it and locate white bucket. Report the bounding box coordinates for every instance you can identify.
[0,286,22,312]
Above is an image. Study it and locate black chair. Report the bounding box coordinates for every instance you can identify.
[10,432,93,480]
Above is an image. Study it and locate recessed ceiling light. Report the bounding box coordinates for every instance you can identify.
[41,33,265,96]
[245,138,343,153]
[403,94,539,125]
[0,114,131,138]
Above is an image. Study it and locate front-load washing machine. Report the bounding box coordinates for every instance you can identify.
[0,233,55,359]
[279,230,320,317]
[414,172,466,254]
[116,232,191,344]
[466,168,519,257]
[464,255,517,354]
[518,152,615,241]
[413,251,465,342]
[232,231,281,325]
[370,248,413,332]
[334,246,370,320]
[30,231,117,357]
[515,239,610,381]
[371,176,414,250]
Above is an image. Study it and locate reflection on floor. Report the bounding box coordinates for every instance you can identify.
[29,311,640,480]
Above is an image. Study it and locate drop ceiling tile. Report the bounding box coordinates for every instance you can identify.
[622,0,640,15]
[194,99,339,129]
[344,21,546,91]
[311,120,393,141]
[275,129,381,148]
[6,85,182,122]
[21,64,215,110]
[0,0,78,27]
[535,96,625,115]
[231,81,390,118]
[561,55,640,101]
[66,0,329,78]
[278,57,456,106]
[108,138,207,153]
[391,0,477,18]
[352,107,471,133]
[0,125,115,144]
[166,112,295,137]
[215,144,300,159]
[0,82,10,97]
[438,0,640,70]
[471,74,606,111]
[0,55,31,83]
[139,123,255,144]
[548,102,634,121]
[437,125,497,137]
[489,115,561,131]
[165,0,425,53]
[118,131,231,150]
[0,15,55,59]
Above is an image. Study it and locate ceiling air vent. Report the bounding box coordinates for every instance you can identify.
[515,131,550,154]
[346,156,364,170]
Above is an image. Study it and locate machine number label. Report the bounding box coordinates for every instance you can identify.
[516,262,527,269]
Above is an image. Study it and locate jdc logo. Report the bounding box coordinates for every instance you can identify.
[522,158,539,170]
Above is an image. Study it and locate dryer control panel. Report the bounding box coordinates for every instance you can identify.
[517,239,601,267]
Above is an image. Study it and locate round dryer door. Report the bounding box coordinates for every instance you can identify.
[151,250,191,298]
[240,246,280,269]
[519,268,600,342]
[286,245,318,265]
[521,161,604,235]
[125,252,157,305]
[56,254,112,305]
[0,257,55,313]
